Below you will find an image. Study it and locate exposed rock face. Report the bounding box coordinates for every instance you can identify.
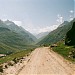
[65,22,75,46]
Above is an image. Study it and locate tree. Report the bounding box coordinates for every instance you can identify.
[65,22,75,46]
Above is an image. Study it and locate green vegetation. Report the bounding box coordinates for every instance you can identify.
[52,41,75,62]
[65,22,75,46]
[38,19,75,45]
[0,42,37,55]
[0,20,37,55]
[0,49,33,64]
[0,65,3,73]
[4,20,37,42]
[0,19,38,65]
[0,43,18,54]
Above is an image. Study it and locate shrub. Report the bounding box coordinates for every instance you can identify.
[69,49,75,58]
[7,61,14,66]
[13,58,19,64]
[0,65,3,73]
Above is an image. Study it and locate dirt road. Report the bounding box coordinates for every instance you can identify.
[18,47,75,75]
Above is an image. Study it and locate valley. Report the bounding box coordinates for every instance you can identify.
[0,19,75,75]
[0,0,74,75]
[3,47,75,75]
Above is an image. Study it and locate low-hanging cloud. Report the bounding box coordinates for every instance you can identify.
[38,24,59,33]
[69,10,74,13]
[56,14,63,25]
[2,18,22,26]
[13,21,22,26]
[69,10,74,21]
[24,24,59,34]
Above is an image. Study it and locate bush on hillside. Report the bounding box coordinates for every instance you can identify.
[65,22,75,46]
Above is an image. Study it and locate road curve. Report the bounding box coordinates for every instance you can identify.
[18,47,75,75]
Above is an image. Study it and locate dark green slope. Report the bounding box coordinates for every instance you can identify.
[38,19,75,45]
[65,22,75,46]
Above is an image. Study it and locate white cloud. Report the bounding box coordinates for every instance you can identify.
[2,19,8,21]
[57,14,63,24]
[70,18,73,21]
[2,18,22,26]
[70,10,74,13]
[24,24,59,34]
[28,24,59,34]
[38,24,59,33]
[2,18,12,21]
[69,10,74,21]
[21,15,60,34]
[13,21,22,26]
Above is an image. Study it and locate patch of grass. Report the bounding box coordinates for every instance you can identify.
[0,49,33,64]
[0,42,37,55]
[52,41,75,62]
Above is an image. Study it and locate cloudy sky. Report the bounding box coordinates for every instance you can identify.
[0,0,74,34]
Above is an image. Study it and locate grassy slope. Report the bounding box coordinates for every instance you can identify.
[4,20,37,42]
[0,43,19,54]
[0,20,37,55]
[0,20,37,64]
[52,41,75,62]
[0,27,37,54]
[0,49,34,64]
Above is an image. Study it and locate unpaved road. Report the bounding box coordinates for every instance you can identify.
[18,47,75,75]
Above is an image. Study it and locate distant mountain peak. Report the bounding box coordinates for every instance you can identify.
[0,19,4,23]
[58,21,69,27]
[4,20,15,25]
[35,32,49,39]
[0,19,37,53]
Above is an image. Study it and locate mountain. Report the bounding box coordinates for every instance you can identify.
[4,20,37,42]
[37,19,75,45]
[35,32,49,39]
[58,21,69,27]
[0,20,8,28]
[65,22,75,46]
[0,20,37,54]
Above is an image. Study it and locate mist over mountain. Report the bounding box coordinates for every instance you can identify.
[58,21,69,27]
[35,32,49,39]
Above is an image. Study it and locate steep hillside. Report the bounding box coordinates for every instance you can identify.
[65,22,75,46]
[0,20,37,43]
[0,20,37,54]
[58,21,69,27]
[37,19,75,45]
[4,20,37,42]
[0,27,32,45]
